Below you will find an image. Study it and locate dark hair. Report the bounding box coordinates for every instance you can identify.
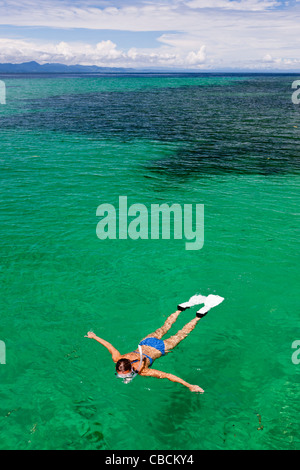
[116,358,131,373]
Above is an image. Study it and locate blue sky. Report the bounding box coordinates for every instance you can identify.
[0,0,299,70]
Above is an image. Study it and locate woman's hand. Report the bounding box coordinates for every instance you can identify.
[85,331,96,339]
[189,385,204,393]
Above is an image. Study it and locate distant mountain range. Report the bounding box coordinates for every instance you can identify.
[0,61,299,74]
[0,61,135,73]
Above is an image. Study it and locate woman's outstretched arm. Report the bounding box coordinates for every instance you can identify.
[85,331,121,362]
[141,368,204,393]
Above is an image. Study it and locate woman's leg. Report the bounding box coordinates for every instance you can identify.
[143,310,182,340]
[164,316,201,352]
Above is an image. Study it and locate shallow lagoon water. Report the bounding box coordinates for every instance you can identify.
[0,73,299,450]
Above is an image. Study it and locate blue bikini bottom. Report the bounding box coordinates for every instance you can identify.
[133,337,166,367]
[139,337,166,366]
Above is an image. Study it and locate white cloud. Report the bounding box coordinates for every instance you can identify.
[0,0,299,69]
[262,53,300,66]
[185,0,279,11]
[0,0,285,31]
[0,38,124,65]
[0,37,207,68]
[185,46,206,65]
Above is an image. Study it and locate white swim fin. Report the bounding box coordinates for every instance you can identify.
[177,294,207,311]
[196,294,224,318]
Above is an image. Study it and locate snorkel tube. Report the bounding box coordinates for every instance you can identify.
[137,344,143,372]
[116,345,144,384]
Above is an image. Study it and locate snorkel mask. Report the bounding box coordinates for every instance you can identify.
[115,345,143,384]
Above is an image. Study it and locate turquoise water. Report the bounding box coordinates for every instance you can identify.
[0,73,299,450]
